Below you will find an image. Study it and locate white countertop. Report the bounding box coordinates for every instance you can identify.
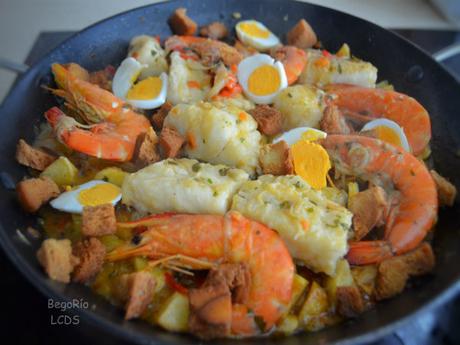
[0,0,455,103]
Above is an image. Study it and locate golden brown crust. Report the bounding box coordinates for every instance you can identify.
[151,101,173,131]
[81,204,117,237]
[37,239,79,283]
[430,170,457,207]
[287,19,317,49]
[349,186,388,240]
[169,8,197,36]
[72,238,106,283]
[159,126,185,158]
[16,139,56,171]
[336,285,365,318]
[117,272,156,320]
[375,243,435,300]
[16,177,60,213]
[189,280,232,338]
[248,104,283,136]
[259,141,294,176]
[200,22,228,40]
[133,127,160,168]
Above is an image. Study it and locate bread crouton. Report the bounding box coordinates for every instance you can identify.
[248,104,283,136]
[16,139,56,171]
[259,141,294,176]
[375,243,435,300]
[200,22,228,40]
[17,177,60,213]
[133,127,160,168]
[159,126,185,158]
[206,263,251,304]
[81,204,117,237]
[169,8,197,36]
[115,272,156,320]
[151,102,172,130]
[349,186,388,240]
[287,19,317,49]
[37,239,79,283]
[336,285,365,318]
[189,281,231,339]
[430,170,457,207]
[72,238,106,283]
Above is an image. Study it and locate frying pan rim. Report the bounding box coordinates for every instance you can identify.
[1,0,460,344]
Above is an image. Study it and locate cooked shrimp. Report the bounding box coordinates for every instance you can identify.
[326,84,432,156]
[50,63,124,124]
[321,135,438,265]
[165,35,243,66]
[46,63,150,161]
[106,211,294,335]
[270,46,307,85]
[45,107,150,161]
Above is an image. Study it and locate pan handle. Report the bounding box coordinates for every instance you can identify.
[0,58,28,74]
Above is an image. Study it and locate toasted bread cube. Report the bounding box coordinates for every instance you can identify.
[151,102,172,130]
[248,105,283,136]
[287,19,317,49]
[17,177,60,213]
[16,139,56,171]
[81,204,117,237]
[133,127,160,168]
[430,170,457,207]
[159,126,185,158]
[72,237,106,283]
[259,141,294,176]
[375,243,435,300]
[37,239,79,283]
[169,8,197,36]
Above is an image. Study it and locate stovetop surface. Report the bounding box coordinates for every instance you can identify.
[1,29,460,345]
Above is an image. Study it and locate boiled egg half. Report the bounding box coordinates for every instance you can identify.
[235,20,280,51]
[50,180,121,214]
[112,57,168,109]
[237,54,287,104]
[273,127,327,146]
[361,118,410,152]
[273,126,330,190]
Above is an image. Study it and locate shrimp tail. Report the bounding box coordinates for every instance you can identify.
[346,241,393,265]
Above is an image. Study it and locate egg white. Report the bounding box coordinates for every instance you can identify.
[50,180,121,214]
[112,57,168,109]
[273,127,327,146]
[361,118,410,152]
[235,20,280,51]
[112,57,144,99]
[237,54,288,104]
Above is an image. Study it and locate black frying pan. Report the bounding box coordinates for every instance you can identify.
[1,0,460,344]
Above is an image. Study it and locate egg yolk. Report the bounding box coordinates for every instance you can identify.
[127,76,162,100]
[239,22,270,38]
[78,183,120,207]
[248,65,281,95]
[374,125,402,148]
[292,140,331,189]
